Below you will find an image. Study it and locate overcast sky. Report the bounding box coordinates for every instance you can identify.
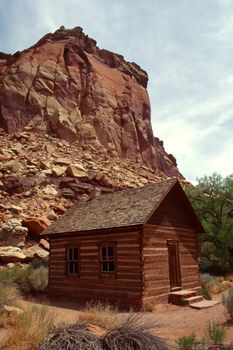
[0,0,232,183]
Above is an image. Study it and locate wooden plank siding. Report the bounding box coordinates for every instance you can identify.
[48,230,143,307]
[142,188,201,305]
[142,224,200,305]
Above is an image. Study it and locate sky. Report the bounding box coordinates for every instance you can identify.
[0,0,232,183]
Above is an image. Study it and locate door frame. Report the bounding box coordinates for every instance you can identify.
[167,239,182,290]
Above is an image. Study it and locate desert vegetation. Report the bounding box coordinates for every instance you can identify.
[176,321,230,350]
[186,173,233,275]
[0,263,51,349]
[0,263,48,296]
[38,312,168,350]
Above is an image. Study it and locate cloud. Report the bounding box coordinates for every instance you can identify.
[0,0,232,183]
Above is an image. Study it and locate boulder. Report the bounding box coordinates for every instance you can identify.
[39,239,50,251]
[2,305,23,317]
[45,144,55,154]
[47,210,57,221]
[40,160,51,170]
[2,176,36,194]
[0,160,21,173]
[42,185,58,196]
[55,158,72,166]
[0,219,28,247]
[66,164,89,179]
[61,187,75,199]
[0,246,26,262]
[24,245,49,259]
[22,216,50,236]
[51,165,66,177]
[36,172,48,186]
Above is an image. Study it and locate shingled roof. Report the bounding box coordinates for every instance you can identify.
[43,178,179,235]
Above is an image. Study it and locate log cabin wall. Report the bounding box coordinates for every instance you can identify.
[48,229,143,307]
[142,188,201,306]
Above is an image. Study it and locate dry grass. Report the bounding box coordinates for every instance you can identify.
[37,322,102,350]
[38,313,167,350]
[225,274,233,283]
[0,283,20,307]
[200,274,233,295]
[100,313,167,350]
[1,304,54,350]
[78,302,118,330]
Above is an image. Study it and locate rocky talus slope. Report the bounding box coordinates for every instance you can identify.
[0,128,178,264]
[0,26,183,264]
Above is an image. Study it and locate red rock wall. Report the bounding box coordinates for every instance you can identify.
[0,26,183,179]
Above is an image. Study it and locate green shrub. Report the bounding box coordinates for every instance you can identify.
[175,334,196,350]
[0,267,18,285]
[225,344,233,350]
[222,287,233,320]
[200,274,221,294]
[202,287,212,300]
[14,266,48,295]
[0,265,48,296]
[31,258,49,269]
[207,321,225,344]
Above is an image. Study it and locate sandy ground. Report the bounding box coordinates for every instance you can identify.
[1,294,233,347]
[22,294,233,343]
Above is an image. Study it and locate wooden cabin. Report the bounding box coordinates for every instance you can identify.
[42,178,204,308]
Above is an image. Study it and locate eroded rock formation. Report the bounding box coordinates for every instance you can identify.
[0,26,182,178]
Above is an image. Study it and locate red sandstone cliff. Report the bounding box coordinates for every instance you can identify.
[0,26,183,179]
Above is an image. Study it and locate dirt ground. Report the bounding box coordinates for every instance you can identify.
[19,293,233,344]
[1,294,233,348]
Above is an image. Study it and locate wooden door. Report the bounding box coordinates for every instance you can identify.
[167,240,181,290]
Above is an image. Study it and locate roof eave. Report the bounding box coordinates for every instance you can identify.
[42,223,143,238]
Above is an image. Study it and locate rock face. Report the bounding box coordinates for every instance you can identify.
[0,26,182,178]
[0,219,28,247]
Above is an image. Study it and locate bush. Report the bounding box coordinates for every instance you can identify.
[38,322,102,350]
[0,267,18,285]
[30,258,49,269]
[202,287,212,300]
[222,287,233,320]
[101,313,168,350]
[200,274,221,294]
[39,314,168,350]
[176,334,196,350]
[12,266,48,295]
[3,304,54,350]
[225,344,233,350]
[207,321,225,344]
[0,265,48,296]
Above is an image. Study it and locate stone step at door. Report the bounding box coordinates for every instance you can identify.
[169,289,203,305]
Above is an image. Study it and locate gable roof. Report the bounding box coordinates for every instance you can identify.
[42,178,203,236]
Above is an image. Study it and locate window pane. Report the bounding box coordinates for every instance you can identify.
[102,247,107,258]
[109,261,115,272]
[74,262,79,274]
[68,248,73,261]
[102,261,108,272]
[69,262,73,274]
[73,248,78,261]
[108,246,114,258]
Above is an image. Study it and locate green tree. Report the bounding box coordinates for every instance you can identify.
[186,173,233,274]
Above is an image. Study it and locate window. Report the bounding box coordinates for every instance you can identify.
[100,245,115,273]
[67,247,79,275]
